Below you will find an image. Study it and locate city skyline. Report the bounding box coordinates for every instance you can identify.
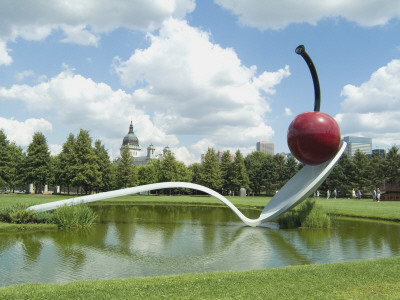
[1,1,400,165]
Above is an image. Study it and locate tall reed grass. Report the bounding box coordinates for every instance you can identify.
[1,202,96,229]
[277,199,331,229]
[53,203,97,229]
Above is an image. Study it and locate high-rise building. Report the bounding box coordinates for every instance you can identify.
[342,136,372,158]
[372,149,386,158]
[256,141,274,155]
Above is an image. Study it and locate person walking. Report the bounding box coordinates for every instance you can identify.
[327,189,330,199]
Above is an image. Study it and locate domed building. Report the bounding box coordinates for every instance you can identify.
[120,122,170,165]
[120,122,141,157]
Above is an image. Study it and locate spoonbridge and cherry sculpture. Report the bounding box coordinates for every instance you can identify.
[28,45,346,227]
[28,142,346,227]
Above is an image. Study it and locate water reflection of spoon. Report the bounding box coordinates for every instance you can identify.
[28,142,346,227]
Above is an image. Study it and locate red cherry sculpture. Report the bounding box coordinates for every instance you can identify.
[287,45,341,165]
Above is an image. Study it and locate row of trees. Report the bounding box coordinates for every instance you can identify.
[1,128,400,197]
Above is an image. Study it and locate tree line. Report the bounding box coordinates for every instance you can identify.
[1,129,400,197]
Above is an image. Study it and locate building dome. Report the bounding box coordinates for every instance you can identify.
[120,121,141,157]
[122,122,139,146]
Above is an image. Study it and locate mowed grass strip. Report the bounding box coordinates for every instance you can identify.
[0,256,399,299]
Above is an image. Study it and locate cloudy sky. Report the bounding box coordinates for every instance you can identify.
[1,0,400,165]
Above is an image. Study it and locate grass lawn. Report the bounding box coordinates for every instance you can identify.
[315,197,400,221]
[0,256,399,299]
[1,193,400,298]
[0,193,73,208]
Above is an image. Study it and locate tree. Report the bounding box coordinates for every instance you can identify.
[25,132,51,193]
[0,130,10,189]
[189,163,202,185]
[159,152,178,182]
[6,143,25,192]
[368,152,385,190]
[116,145,137,188]
[220,150,233,194]
[71,129,100,194]
[56,133,76,194]
[352,150,370,191]
[273,154,286,190]
[326,153,354,197]
[230,150,249,194]
[175,161,192,183]
[282,156,298,186]
[245,151,269,195]
[383,146,400,185]
[198,148,222,191]
[138,159,160,186]
[260,154,277,195]
[94,140,113,192]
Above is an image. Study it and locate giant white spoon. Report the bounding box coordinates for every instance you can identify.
[28,142,346,227]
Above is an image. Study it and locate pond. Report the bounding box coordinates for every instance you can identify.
[1,204,400,287]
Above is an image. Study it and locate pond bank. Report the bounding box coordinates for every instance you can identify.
[1,256,399,299]
[1,194,400,231]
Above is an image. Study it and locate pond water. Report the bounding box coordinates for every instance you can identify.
[1,204,400,287]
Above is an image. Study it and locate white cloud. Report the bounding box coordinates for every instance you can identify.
[0,68,178,156]
[0,40,12,65]
[171,146,198,165]
[15,70,35,81]
[0,117,52,147]
[0,0,195,65]
[60,25,100,46]
[285,107,293,116]
[49,144,63,156]
[191,139,216,155]
[115,18,285,149]
[336,59,400,148]
[215,0,400,30]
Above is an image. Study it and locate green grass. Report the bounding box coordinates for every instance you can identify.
[315,197,400,221]
[0,193,73,209]
[0,256,399,299]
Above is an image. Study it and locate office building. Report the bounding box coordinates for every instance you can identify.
[372,149,386,158]
[256,141,274,155]
[342,136,372,158]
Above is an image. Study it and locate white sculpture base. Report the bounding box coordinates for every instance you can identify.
[28,142,346,227]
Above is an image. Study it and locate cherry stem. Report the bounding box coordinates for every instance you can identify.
[295,45,321,112]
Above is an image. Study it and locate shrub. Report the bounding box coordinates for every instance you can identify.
[277,199,331,229]
[53,203,97,229]
[9,209,35,224]
[0,204,30,222]
[32,211,55,224]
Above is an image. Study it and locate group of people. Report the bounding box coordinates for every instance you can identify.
[313,189,338,199]
[373,188,381,202]
[352,188,381,201]
[313,188,382,200]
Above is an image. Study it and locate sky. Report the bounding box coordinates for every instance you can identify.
[1,0,400,165]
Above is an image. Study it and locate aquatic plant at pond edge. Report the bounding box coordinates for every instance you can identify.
[53,204,97,229]
[0,203,54,224]
[277,199,331,229]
